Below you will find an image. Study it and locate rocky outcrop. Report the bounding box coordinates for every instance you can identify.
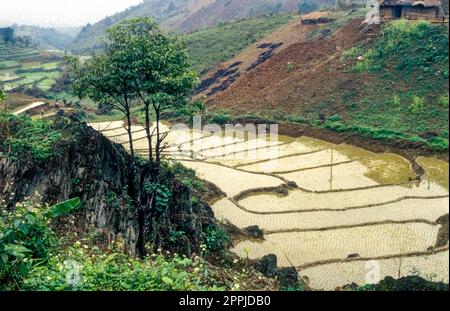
[0,118,214,256]
[256,254,278,277]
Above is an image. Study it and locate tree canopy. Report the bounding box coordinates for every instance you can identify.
[68,17,198,168]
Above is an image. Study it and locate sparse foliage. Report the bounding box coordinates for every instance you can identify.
[106,17,199,170]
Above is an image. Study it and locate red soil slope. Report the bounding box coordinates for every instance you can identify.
[199,17,380,118]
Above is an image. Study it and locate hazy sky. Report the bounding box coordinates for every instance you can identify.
[0,0,143,28]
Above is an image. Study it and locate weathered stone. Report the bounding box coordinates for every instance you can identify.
[0,119,215,256]
[347,253,361,259]
[277,267,299,289]
[256,254,278,277]
[243,225,264,239]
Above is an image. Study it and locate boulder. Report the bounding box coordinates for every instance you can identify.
[277,267,299,289]
[243,225,264,239]
[256,254,278,277]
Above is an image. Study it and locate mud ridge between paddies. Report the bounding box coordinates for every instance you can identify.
[90,120,449,289]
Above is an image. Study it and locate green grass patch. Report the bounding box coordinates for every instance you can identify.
[0,42,63,94]
[1,114,72,161]
[335,19,449,151]
[186,13,295,74]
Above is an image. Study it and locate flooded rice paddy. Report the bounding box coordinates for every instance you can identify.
[90,121,449,290]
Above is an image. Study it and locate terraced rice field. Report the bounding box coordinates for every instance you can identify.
[0,43,63,91]
[90,121,450,290]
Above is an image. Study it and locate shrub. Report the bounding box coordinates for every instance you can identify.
[22,246,224,291]
[0,198,79,290]
[328,114,342,122]
[203,226,230,253]
[438,95,449,108]
[286,62,295,72]
[357,276,449,291]
[342,46,365,61]
[409,96,424,113]
[392,95,401,106]
[2,115,67,161]
[210,111,232,125]
[143,182,172,212]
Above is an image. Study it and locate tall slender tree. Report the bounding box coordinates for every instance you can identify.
[107,18,199,171]
[67,44,138,158]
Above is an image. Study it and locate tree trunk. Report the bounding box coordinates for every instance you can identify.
[144,104,153,165]
[155,108,161,170]
[126,110,135,158]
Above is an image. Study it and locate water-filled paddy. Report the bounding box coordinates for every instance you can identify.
[232,223,440,267]
[300,250,449,290]
[213,197,449,232]
[90,121,449,289]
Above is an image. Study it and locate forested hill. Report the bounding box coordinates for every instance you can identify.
[12,25,80,51]
[70,0,334,53]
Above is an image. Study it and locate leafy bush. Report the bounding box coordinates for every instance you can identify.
[22,246,224,291]
[357,276,449,291]
[287,115,308,124]
[2,115,67,161]
[210,111,232,125]
[0,198,79,290]
[342,46,365,61]
[392,95,401,106]
[409,96,425,113]
[203,226,230,253]
[286,62,295,72]
[0,202,53,289]
[327,114,342,122]
[144,182,172,212]
[438,95,449,108]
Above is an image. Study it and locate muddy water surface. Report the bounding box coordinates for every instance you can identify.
[91,121,450,290]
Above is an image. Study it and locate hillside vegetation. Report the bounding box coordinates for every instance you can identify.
[70,0,326,54]
[0,115,276,291]
[205,15,449,152]
[186,13,295,74]
[70,0,189,53]
[0,42,64,95]
[13,25,80,51]
[333,20,449,150]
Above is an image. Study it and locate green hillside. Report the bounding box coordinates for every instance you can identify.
[186,13,295,74]
[0,42,64,93]
[70,0,190,53]
[69,0,310,54]
[333,20,449,150]
[13,25,80,51]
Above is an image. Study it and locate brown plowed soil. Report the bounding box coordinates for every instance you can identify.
[205,18,378,115]
[199,16,449,161]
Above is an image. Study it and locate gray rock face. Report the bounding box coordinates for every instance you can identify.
[243,225,264,240]
[0,120,214,256]
[256,254,278,277]
[277,267,300,289]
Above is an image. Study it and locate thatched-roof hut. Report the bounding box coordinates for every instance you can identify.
[379,0,444,20]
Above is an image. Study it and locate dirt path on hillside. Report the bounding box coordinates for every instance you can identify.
[13,101,46,115]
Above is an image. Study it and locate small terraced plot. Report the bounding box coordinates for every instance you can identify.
[300,250,449,290]
[232,223,440,267]
[91,122,449,289]
[213,197,449,232]
[0,43,64,92]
